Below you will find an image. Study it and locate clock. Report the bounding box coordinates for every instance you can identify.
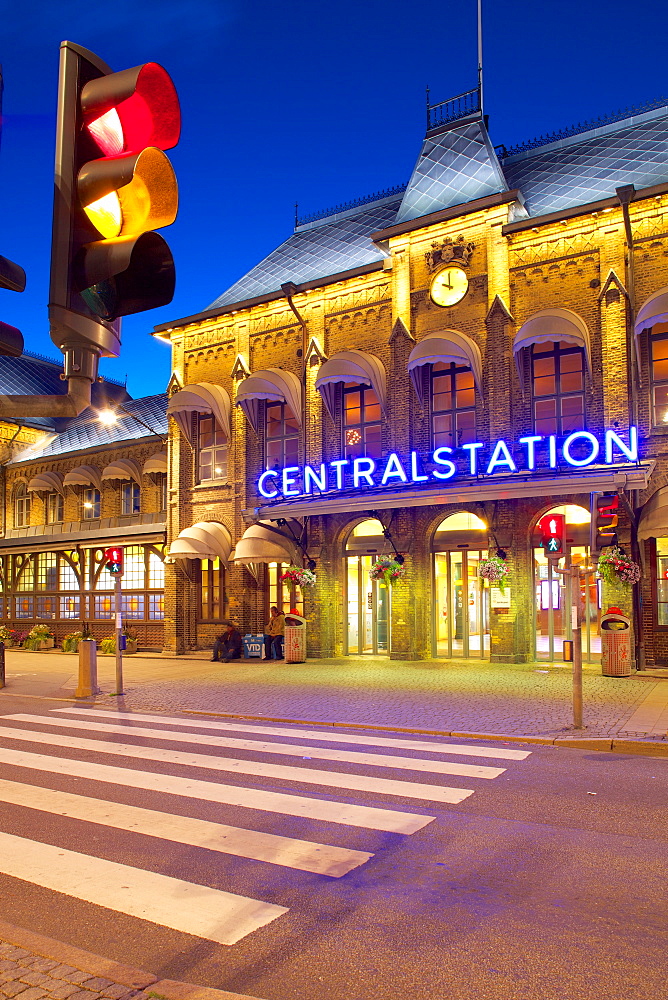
[430,266,469,307]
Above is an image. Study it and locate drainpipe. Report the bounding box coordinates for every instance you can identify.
[616,184,645,670]
[280,282,310,563]
[0,342,97,418]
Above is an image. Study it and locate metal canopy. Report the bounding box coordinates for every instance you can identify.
[236,369,302,434]
[408,331,483,402]
[513,308,592,373]
[101,458,142,485]
[166,382,231,445]
[27,471,65,495]
[638,486,668,541]
[166,521,233,564]
[315,350,387,420]
[635,286,668,336]
[231,521,298,566]
[63,464,103,490]
[143,450,168,474]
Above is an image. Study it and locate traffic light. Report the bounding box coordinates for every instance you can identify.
[103,546,124,575]
[0,70,26,357]
[50,41,180,380]
[594,493,619,552]
[539,513,565,557]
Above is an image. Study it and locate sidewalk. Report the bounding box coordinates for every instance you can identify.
[1,647,667,746]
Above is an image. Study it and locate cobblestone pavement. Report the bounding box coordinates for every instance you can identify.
[3,650,667,739]
[0,945,148,1000]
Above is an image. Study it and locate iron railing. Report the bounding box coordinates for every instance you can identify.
[427,87,480,132]
[295,183,407,228]
[495,95,668,159]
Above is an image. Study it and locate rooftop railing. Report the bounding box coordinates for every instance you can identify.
[427,87,481,133]
[295,183,407,228]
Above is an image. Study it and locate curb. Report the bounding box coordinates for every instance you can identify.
[177,709,668,757]
[0,920,265,1000]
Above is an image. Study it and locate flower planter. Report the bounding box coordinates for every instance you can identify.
[28,638,55,651]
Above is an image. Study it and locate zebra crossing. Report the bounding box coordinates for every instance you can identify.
[0,707,531,946]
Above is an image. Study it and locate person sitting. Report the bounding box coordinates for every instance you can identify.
[263,606,285,660]
[211,621,243,662]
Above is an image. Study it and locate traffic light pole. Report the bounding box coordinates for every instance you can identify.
[555,560,586,729]
[114,576,124,695]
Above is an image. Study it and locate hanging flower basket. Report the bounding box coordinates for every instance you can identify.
[598,547,641,588]
[369,556,406,587]
[280,566,317,588]
[478,555,509,593]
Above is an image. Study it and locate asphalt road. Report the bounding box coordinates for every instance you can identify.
[0,692,666,1000]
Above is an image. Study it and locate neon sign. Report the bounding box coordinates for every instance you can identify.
[256,427,639,500]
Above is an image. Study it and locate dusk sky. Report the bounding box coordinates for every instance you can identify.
[1,0,665,399]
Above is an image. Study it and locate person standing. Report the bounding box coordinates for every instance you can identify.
[211,621,243,662]
[264,606,285,660]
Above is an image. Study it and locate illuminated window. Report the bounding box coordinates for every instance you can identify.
[121,482,141,515]
[265,402,299,470]
[656,538,668,625]
[268,562,303,617]
[532,341,585,435]
[431,362,476,448]
[650,330,668,426]
[36,553,57,591]
[82,488,101,519]
[198,414,227,482]
[200,557,224,620]
[122,545,145,589]
[46,492,64,524]
[15,555,34,592]
[59,595,80,619]
[343,383,382,459]
[14,484,30,528]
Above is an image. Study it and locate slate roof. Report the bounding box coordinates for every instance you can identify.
[17,394,168,460]
[204,101,668,313]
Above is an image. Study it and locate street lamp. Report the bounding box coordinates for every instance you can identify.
[97,403,167,443]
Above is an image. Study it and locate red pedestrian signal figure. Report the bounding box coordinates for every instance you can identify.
[103,546,124,576]
[539,513,565,557]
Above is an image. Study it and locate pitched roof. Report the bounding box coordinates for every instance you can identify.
[14,394,168,460]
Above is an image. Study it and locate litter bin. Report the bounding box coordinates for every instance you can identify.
[284,613,307,663]
[600,607,632,676]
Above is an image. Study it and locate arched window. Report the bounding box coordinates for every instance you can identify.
[14,484,30,528]
[431,362,476,447]
[532,340,585,435]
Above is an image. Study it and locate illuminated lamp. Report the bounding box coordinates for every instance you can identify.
[79,147,177,239]
[82,62,180,156]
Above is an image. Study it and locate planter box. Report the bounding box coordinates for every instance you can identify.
[28,637,55,651]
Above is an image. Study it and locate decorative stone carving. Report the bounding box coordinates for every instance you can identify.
[425,235,475,272]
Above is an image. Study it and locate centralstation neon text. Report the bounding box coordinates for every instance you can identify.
[256,427,639,499]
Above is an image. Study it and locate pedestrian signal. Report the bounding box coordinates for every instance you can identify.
[539,513,565,557]
[103,546,124,575]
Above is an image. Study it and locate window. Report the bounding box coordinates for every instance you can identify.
[343,383,382,459]
[14,484,30,528]
[656,539,668,625]
[82,488,100,519]
[46,492,64,524]
[268,562,303,617]
[158,474,167,511]
[650,330,668,426]
[532,341,585,435]
[200,557,225,619]
[198,414,227,482]
[121,482,141,515]
[431,362,476,448]
[265,402,299,470]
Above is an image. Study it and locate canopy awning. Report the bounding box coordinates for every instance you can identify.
[63,465,102,490]
[143,451,168,474]
[235,369,302,434]
[27,471,64,495]
[231,521,298,566]
[635,287,668,336]
[407,331,483,403]
[166,521,233,564]
[166,383,231,445]
[315,350,387,420]
[102,459,142,485]
[638,487,668,541]
[513,308,592,373]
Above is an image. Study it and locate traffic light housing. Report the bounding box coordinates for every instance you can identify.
[539,513,565,557]
[594,493,619,552]
[103,546,124,575]
[0,71,26,358]
[50,41,180,381]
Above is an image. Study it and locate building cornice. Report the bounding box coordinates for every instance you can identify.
[502,181,668,236]
[369,190,523,243]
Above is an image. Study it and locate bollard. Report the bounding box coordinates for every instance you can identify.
[0,640,4,689]
[75,638,100,698]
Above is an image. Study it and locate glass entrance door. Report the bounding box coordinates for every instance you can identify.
[434,549,489,658]
[346,555,390,654]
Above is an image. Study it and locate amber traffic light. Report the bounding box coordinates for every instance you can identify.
[594,493,619,553]
[50,42,180,372]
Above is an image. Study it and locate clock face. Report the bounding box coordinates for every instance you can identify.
[430,266,469,307]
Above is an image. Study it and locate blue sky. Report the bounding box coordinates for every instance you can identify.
[1,0,666,398]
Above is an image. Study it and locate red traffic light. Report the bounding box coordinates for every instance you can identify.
[539,513,565,556]
[103,546,124,575]
[82,62,180,156]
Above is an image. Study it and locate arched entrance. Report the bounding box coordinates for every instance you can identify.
[345,519,390,655]
[433,511,489,658]
[532,503,600,661]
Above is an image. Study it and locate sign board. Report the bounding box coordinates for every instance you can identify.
[242,634,264,658]
[490,588,511,609]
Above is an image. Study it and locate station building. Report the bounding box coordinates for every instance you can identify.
[0,353,168,648]
[153,92,668,666]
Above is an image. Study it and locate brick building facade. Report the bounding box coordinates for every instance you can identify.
[158,93,668,666]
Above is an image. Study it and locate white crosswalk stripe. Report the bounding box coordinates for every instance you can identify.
[0,708,530,947]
